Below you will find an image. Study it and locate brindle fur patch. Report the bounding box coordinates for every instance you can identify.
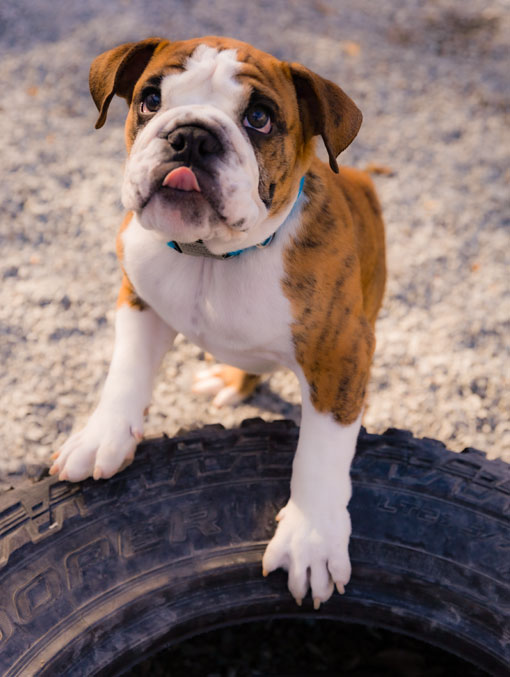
[283,158,386,424]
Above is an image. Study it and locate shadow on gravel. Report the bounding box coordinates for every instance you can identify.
[388,8,502,57]
[249,382,301,422]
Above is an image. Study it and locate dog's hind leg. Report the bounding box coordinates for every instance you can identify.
[192,364,261,407]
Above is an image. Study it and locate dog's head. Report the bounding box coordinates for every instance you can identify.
[90,37,362,254]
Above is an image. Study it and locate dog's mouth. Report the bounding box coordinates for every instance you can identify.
[156,165,207,210]
[162,166,201,193]
[149,162,239,228]
[155,164,207,202]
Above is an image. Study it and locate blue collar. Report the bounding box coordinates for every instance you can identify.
[167,175,305,260]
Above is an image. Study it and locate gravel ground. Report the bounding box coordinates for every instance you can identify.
[1,0,509,473]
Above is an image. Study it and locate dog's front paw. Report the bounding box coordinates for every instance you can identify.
[262,499,351,608]
[50,407,143,482]
[192,364,260,407]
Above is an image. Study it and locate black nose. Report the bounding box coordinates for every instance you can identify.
[166,126,223,164]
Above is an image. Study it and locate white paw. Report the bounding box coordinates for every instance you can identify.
[192,365,245,407]
[262,499,351,608]
[50,407,143,482]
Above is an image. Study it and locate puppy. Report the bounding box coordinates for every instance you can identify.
[51,36,386,607]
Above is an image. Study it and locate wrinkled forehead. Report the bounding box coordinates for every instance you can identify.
[160,44,244,116]
[135,37,295,117]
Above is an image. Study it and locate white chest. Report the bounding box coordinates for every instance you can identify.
[121,216,296,373]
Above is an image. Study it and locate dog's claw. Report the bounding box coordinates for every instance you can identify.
[313,597,321,611]
[336,582,345,595]
[295,598,302,607]
[93,466,102,481]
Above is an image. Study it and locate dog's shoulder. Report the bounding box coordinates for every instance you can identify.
[293,158,386,325]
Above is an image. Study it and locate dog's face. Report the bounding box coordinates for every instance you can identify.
[90,37,362,254]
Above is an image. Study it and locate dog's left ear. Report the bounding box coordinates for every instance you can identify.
[89,37,168,129]
[289,63,362,173]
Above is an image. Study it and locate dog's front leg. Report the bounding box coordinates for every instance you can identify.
[51,290,175,482]
[262,375,362,608]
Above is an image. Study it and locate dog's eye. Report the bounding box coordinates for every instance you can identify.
[140,89,161,114]
[243,105,272,134]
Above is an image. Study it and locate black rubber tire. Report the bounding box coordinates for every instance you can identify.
[0,419,509,676]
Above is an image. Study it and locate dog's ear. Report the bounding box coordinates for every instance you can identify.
[289,63,362,173]
[89,37,168,129]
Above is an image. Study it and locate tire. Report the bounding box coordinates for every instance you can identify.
[0,420,509,676]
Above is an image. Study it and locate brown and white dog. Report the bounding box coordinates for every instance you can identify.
[50,37,386,608]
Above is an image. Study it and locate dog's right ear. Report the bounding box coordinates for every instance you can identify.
[89,37,168,129]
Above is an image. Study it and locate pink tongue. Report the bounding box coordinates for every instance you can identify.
[162,166,201,192]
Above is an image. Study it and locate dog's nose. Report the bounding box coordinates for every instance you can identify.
[166,126,223,163]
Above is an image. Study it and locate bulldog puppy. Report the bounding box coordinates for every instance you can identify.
[50,37,386,607]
